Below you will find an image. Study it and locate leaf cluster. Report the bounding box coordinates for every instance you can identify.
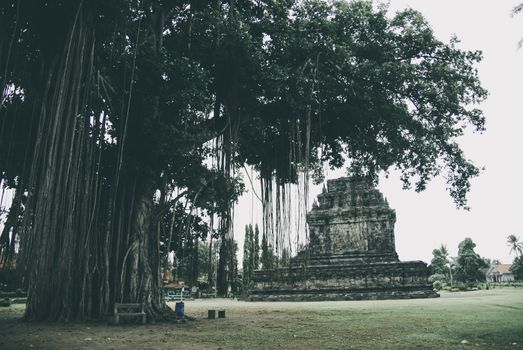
[1,0,487,211]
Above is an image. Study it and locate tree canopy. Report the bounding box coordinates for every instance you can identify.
[455,238,487,284]
[0,0,486,321]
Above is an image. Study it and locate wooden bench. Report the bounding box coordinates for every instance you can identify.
[114,303,146,325]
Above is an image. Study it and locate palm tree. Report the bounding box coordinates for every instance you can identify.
[513,4,523,47]
[440,244,449,257]
[507,235,523,257]
[439,244,454,286]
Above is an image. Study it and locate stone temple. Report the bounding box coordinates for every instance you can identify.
[248,177,438,301]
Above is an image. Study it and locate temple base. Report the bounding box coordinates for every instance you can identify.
[248,255,438,301]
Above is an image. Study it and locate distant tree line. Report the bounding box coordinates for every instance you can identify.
[429,238,487,290]
[430,235,523,290]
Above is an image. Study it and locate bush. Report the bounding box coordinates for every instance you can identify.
[428,273,446,283]
[0,298,11,307]
[446,282,488,291]
[477,283,489,290]
[450,282,472,291]
[429,273,447,291]
[432,280,443,291]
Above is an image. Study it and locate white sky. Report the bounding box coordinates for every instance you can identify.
[234,1,523,265]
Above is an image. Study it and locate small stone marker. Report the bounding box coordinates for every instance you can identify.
[218,310,225,318]
[207,310,216,319]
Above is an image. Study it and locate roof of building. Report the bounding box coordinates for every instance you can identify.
[163,281,185,289]
[490,264,512,274]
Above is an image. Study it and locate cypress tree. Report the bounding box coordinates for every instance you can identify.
[242,225,252,289]
[253,224,260,270]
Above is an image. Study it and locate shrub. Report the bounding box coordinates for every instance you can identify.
[454,282,469,291]
[428,273,446,283]
[0,298,11,307]
[432,280,443,291]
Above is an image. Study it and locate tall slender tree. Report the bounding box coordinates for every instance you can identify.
[253,224,260,270]
[242,224,254,289]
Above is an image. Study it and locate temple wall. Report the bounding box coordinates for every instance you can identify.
[310,217,396,254]
[249,260,436,301]
[308,177,397,255]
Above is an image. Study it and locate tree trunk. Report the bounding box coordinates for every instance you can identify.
[17,7,175,320]
[116,170,174,321]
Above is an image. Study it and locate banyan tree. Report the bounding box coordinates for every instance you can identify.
[0,0,486,321]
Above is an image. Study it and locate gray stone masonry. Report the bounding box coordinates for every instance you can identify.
[248,177,438,301]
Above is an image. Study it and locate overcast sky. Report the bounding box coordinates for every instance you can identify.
[235,1,523,265]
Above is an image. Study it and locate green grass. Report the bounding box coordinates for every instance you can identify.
[179,289,523,349]
[0,303,24,314]
[0,289,522,349]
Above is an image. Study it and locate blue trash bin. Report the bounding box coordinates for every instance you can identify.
[175,302,184,317]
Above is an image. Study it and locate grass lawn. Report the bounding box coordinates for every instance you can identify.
[0,288,522,349]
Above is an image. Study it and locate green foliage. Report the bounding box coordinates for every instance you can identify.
[227,238,241,296]
[507,235,523,257]
[261,231,276,270]
[186,239,221,292]
[238,1,487,207]
[253,224,260,271]
[1,0,487,238]
[430,245,449,274]
[280,248,291,267]
[242,224,254,290]
[428,273,447,291]
[432,280,443,291]
[0,298,10,307]
[429,244,452,288]
[455,238,487,284]
[510,256,523,281]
